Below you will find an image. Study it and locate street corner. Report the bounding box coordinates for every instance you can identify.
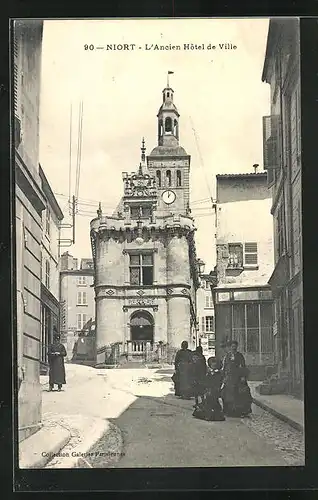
[19,422,71,469]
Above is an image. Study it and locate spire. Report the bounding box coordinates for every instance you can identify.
[141,137,146,163]
[138,137,147,175]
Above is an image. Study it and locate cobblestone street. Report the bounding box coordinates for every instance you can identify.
[40,364,305,468]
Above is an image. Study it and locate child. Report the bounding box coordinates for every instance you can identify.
[192,357,225,422]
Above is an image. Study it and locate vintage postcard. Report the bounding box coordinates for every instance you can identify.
[13,17,304,474]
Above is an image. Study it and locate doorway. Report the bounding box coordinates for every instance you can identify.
[130,310,154,343]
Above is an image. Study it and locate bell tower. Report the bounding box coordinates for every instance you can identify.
[147,74,191,217]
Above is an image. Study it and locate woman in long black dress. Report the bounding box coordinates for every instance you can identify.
[221,340,252,417]
[48,330,67,391]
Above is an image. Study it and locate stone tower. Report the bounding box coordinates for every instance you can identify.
[91,81,199,366]
[147,82,191,217]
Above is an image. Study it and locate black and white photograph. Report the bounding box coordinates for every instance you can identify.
[13,17,304,471]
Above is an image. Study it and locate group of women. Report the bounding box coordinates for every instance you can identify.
[172,340,252,421]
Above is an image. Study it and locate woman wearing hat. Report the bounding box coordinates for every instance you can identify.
[48,328,67,391]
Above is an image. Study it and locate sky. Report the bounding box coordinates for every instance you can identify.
[39,18,270,271]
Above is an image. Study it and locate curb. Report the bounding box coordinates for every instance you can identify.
[252,397,304,433]
[44,417,110,469]
[19,424,71,469]
[76,421,124,468]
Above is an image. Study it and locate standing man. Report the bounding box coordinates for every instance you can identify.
[48,328,67,391]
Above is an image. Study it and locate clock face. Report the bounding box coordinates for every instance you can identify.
[162,190,176,205]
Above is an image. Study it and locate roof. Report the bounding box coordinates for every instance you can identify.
[148,145,188,157]
[216,172,267,180]
[262,18,299,83]
[39,164,64,220]
[60,268,94,276]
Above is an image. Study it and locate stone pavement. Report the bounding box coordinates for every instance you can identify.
[20,364,304,468]
[249,382,304,432]
[19,422,70,469]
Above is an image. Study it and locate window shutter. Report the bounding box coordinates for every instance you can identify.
[262,115,280,187]
[201,317,205,333]
[244,242,258,265]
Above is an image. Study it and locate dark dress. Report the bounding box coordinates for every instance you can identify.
[48,342,67,386]
[193,368,225,421]
[191,352,207,401]
[221,351,252,417]
[174,348,193,398]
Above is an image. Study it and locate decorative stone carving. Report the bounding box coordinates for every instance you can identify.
[167,288,173,295]
[181,289,188,295]
[106,289,115,296]
[128,298,155,306]
[136,290,145,296]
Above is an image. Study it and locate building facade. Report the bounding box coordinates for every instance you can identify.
[39,165,64,374]
[212,171,275,379]
[14,20,45,441]
[91,84,200,365]
[197,273,216,359]
[59,254,95,360]
[262,18,303,397]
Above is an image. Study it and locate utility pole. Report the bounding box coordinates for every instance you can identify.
[72,195,76,244]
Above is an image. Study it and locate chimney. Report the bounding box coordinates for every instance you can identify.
[253,164,259,174]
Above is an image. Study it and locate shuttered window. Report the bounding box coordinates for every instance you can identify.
[244,242,258,266]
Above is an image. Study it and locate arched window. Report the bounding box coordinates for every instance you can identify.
[166,170,172,187]
[156,170,161,187]
[158,120,163,137]
[176,170,182,187]
[167,92,170,98]
[174,119,178,136]
[165,117,172,133]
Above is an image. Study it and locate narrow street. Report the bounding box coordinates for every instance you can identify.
[42,364,304,469]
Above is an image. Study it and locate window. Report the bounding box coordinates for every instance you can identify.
[277,205,285,257]
[77,291,87,305]
[244,242,258,266]
[14,63,18,113]
[246,303,259,352]
[205,295,213,308]
[45,260,50,289]
[166,170,172,187]
[165,117,172,132]
[205,280,210,290]
[176,170,182,187]
[208,333,215,348]
[205,316,214,333]
[130,206,152,219]
[129,253,154,285]
[156,170,161,187]
[45,209,50,237]
[167,92,170,98]
[77,313,87,331]
[77,276,87,286]
[228,243,243,268]
[231,302,274,355]
[174,119,178,136]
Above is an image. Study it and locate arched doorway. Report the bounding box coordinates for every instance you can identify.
[130,310,154,343]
